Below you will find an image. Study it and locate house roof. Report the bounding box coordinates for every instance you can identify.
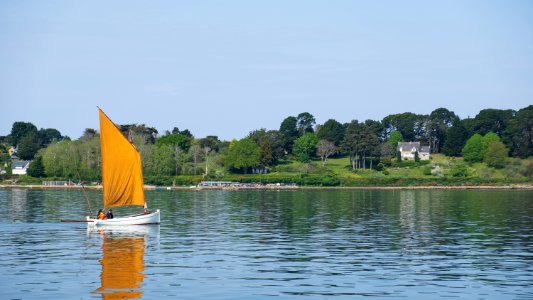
[397,142,431,153]
[12,161,30,169]
[397,142,420,151]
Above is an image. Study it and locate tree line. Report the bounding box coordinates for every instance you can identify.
[1,105,531,180]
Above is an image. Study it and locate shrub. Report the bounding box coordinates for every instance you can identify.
[520,161,533,178]
[422,165,432,176]
[451,163,468,177]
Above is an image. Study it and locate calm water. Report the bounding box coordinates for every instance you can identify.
[0,188,532,299]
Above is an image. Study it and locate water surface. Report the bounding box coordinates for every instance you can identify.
[0,188,532,299]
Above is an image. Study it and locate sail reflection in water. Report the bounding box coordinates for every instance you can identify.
[90,226,158,299]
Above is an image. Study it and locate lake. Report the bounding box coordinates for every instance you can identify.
[0,188,532,299]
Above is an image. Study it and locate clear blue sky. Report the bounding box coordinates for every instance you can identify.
[1,1,532,140]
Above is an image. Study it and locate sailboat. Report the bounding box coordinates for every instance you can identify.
[86,108,160,226]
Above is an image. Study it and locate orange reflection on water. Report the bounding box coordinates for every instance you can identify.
[94,228,147,299]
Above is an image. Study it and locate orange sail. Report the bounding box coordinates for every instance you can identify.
[99,108,145,208]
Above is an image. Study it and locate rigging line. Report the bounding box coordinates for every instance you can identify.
[77,171,93,217]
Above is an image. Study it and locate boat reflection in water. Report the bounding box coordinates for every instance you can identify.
[89,225,159,299]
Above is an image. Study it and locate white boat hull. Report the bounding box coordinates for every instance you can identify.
[87,209,160,226]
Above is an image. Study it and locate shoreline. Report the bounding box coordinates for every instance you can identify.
[1,184,532,191]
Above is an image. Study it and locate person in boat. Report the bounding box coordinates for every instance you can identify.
[97,209,107,220]
[106,209,114,219]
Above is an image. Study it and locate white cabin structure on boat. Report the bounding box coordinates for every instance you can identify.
[397,142,430,160]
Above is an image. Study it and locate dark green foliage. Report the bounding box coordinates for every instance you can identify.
[364,120,385,143]
[317,119,344,146]
[382,112,422,141]
[279,116,298,154]
[144,175,173,186]
[10,122,38,147]
[27,156,45,177]
[507,105,533,158]
[172,176,202,186]
[342,120,380,169]
[248,129,284,166]
[442,120,469,156]
[428,108,459,153]
[296,112,316,135]
[80,128,98,142]
[17,132,42,160]
[119,124,159,144]
[199,136,221,152]
[39,128,63,146]
[473,108,514,137]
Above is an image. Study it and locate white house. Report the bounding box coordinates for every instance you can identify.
[12,161,31,175]
[397,142,430,160]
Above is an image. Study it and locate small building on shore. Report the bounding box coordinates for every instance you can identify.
[12,160,31,175]
[397,142,430,160]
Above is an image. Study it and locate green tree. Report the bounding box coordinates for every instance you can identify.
[248,129,284,165]
[481,132,500,157]
[296,112,316,135]
[473,108,514,138]
[119,124,159,144]
[364,119,385,143]
[317,119,344,146]
[507,105,533,158]
[382,112,421,142]
[462,133,484,162]
[520,161,533,178]
[9,122,38,147]
[342,120,379,169]
[293,133,319,163]
[387,130,403,150]
[428,108,459,153]
[79,128,98,142]
[41,140,80,178]
[225,138,260,173]
[146,144,175,176]
[484,141,508,169]
[78,136,101,180]
[442,120,468,156]
[279,116,298,155]
[17,132,42,160]
[39,128,63,146]
[156,133,192,152]
[27,155,45,177]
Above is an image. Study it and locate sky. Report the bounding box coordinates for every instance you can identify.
[1,1,532,141]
